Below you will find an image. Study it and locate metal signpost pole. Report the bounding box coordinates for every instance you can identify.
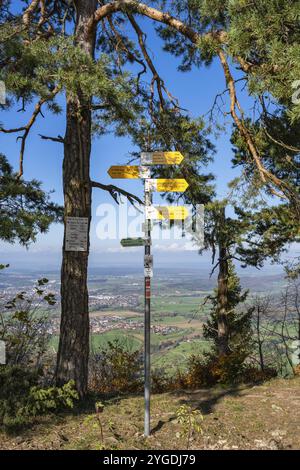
[108,151,189,438]
[144,183,152,438]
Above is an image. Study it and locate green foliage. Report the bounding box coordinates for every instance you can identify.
[162,1,300,117]
[0,366,39,428]
[89,339,142,394]
[176,404,203,449]
[203,262,254,360]
[150,113,215,206]
[156,0,299,210]
[83,401,106,446]
[27,380,79,415]
[183,353,277,387]
[0,277,56,367]
[226,0,300,118]
[203,200,295,270]
[0,154,62,245]
[230,112,300,223]
[233,205,300,267]
[0,24,146,139]
[0,366,78,429]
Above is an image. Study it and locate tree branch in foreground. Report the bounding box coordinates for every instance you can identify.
[91,181,144,207]
[39,134,65,144]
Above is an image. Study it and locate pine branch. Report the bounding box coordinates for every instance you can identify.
[106,15,147,94]
[22,0,40,27]
[127,13,180,112]
[218,50,292,202]
[0,85,61,177]
[91,181,143,207]
[39,134,65,144]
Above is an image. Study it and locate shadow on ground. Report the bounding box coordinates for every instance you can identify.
[151,385,243,434]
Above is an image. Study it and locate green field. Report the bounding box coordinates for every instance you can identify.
[152,338,211,371]
[150,295,208,316]
[49,330,142,353]
[47,292,209,371]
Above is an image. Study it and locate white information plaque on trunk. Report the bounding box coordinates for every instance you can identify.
[65,217,89,252]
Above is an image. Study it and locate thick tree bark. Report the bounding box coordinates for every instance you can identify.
[217,208,230,357]
[56,0,98,397]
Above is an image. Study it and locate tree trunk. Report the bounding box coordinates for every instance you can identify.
[56,0,97,397]
[217,208,230,356]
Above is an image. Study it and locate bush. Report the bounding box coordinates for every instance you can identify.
[151,368,175,393]
[89,339,142,394]
[242,366,277,384]
[0,278,56,368]
[27,380,79,415]
[0,365,78,430]
[185,355,216,388]
[182,353,277,388]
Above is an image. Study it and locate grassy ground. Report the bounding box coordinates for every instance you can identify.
[1,377,300,450]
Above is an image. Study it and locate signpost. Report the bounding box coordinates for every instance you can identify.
[145,178,189,193]
[145,206,189,221]
[141,151,184,165]
[108,151,190,437]
[108,165,150,179]
[121,238,147,248]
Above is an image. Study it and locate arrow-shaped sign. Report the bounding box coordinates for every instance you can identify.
[145,179,189,193]
[145,206,189,220]
[121,238,150,248]
[141,151,184,165]
[108,166,150,179]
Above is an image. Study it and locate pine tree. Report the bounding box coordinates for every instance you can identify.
[201,201,292,357]
[203,261,254,361]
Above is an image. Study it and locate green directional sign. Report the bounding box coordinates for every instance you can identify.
[121,237,146,248]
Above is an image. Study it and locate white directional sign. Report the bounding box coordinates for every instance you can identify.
[65,217,89,252]
[145,206,189,221]
[141,151,184,165]
[145,179,189,193]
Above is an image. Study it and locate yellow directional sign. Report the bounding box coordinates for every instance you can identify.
[107,166,150,179]
[141,151,184,165]
[146,206,189,220]
[146,179,189,193]
[108,166,139,179]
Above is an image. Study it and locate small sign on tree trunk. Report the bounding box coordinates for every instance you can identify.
[65,217,89,252]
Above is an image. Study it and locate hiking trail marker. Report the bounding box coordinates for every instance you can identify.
[120,237,148,248]
[108,165,150,179]
[145,178,189,193]
[108,151,189,437]
[141,151,184,165]
[145,205,189,221]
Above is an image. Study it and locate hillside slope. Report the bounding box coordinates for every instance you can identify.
[1,377,300,450]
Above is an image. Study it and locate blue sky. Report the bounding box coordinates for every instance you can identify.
[1,9,296,272]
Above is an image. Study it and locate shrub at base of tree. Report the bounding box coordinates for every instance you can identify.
[0,366,78,431]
